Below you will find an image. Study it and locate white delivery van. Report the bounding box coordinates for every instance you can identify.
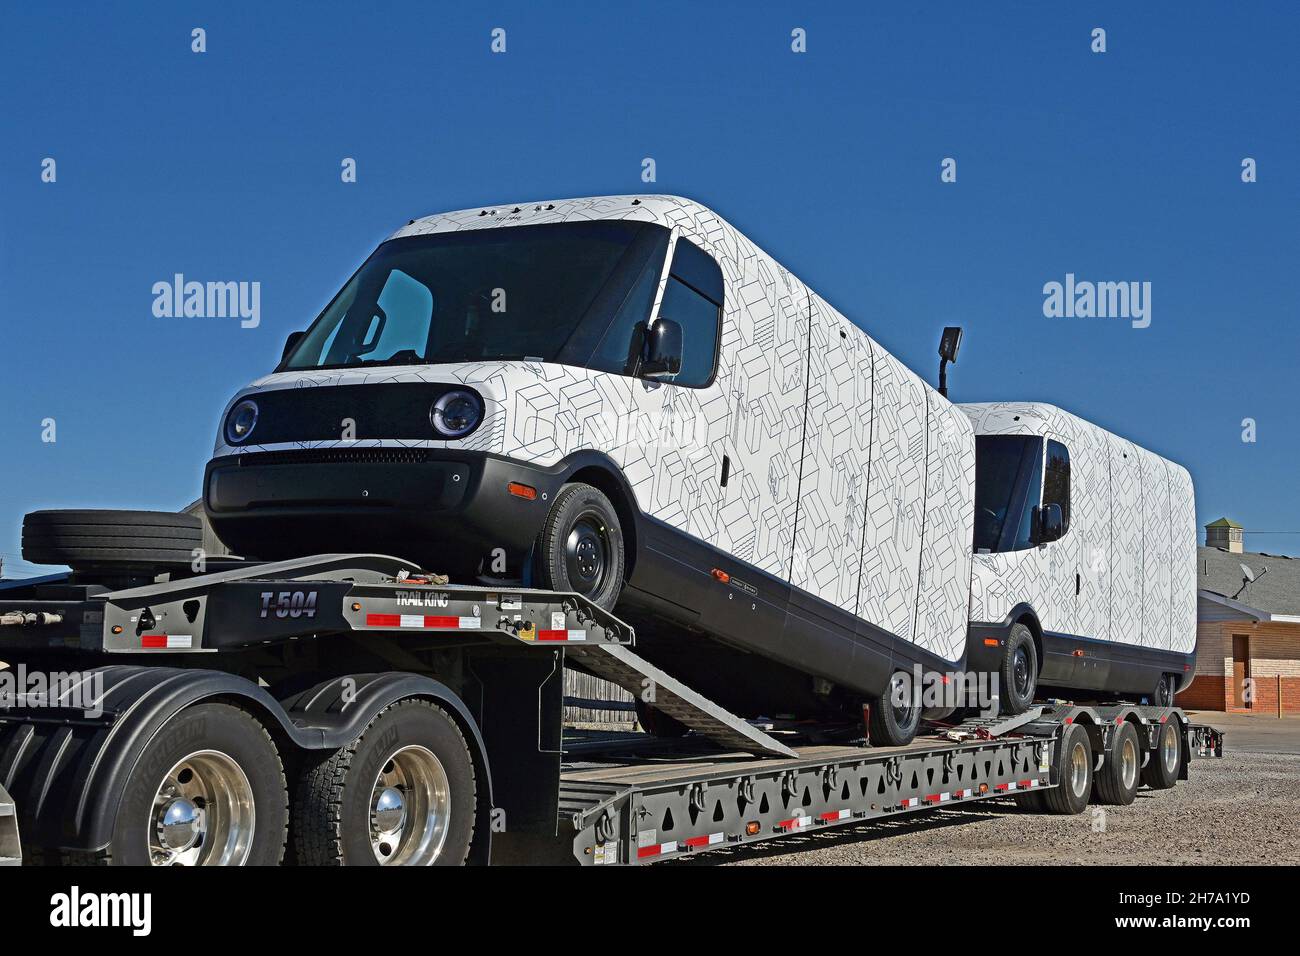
[204,195,974,745]
[958,402,1198,709]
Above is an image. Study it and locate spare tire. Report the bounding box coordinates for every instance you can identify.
[22,510,203,570]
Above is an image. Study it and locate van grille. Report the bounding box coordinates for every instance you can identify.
[238,448,433,467]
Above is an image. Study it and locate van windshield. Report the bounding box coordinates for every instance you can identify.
[973,435,1043,552]
[282,221,669,371]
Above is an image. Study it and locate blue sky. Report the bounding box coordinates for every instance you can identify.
[2,1,1297,575]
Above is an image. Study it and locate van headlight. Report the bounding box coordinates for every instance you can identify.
[430,390,482,439]
[225,399,259,444]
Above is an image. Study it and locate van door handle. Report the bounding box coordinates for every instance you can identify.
[720,454,731,488]
[1076,571,1081,596]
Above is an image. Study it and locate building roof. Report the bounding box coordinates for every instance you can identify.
[1205,517,1243,529]
[1198,546,1300,618]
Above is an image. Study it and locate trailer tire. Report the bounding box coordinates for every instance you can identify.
[105,702,287,865]
[294,699,476,866]
[1140,719,1181,791]
[1042,722,1093,815]
[999,624,1038,715]
[534,483,625,611]
[22,509,202,569]
[869,671,920,746]
[1013,791,1046,813]
[1093,720,1141,806]
[635,697,690,738]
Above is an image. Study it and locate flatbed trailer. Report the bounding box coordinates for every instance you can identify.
[0,548,1223,866]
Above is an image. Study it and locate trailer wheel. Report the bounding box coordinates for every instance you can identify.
[534,483,626,610]
[1140,719,1181,791]
[635,697,690,738]
[998,624,1038,715]
[22,509,202,570]
[294,699,476,866]
[1092,720,1141,806]
[103,703,287,865]
[1042,722,1093,815]
[869,671,920,746]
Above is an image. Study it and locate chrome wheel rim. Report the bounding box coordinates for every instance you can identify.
[1119,734,1138,790]
[369,744,451,865]
[149,750,255,866]
[1069,741,1089,795]
[1161,722,1180,773]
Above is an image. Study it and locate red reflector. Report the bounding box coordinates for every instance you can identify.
[507,482,537,500]
[141,634,168,648]
[983,638,999,647]
[711,568,730,583]
[1072,649,1084,657]
[366,613,401,628]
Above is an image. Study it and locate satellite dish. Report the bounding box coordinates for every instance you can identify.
[1241,563,1255,583]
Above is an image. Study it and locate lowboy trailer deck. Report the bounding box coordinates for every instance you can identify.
[0,548,1222,866]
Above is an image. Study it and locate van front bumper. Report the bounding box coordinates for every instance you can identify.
[204,448,564,574]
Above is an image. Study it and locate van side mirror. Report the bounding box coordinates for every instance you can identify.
[281,330,305,363]
[1036,503,1064,544]
[641,318,683,380]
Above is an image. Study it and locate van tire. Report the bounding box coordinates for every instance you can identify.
[1043,723,1093,815]
[868,671,920,747]
[1152,674,1175,708]
[1141,719,1182,791]
[535,483,625,611]
[999,624,1038,715]
[1093,720,1141,806]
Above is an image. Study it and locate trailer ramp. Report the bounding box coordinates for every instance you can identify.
[567,644,797,758]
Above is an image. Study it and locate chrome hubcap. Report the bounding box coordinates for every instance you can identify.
[1069,742,1089,795]
[1161,722,1180,773]
[149,750,255,866]
[1119,735,1138,790]
[369,745,451,865]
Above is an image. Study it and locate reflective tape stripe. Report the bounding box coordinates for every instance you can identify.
[537,629,587,642]
[366,613,481,630]
[684,832,725,848]
[141,634,191,649]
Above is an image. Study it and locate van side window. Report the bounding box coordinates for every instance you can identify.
[659,239,723,387]
[1043,439,1071,534]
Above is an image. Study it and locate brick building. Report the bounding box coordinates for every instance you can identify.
[1181,519,1300,714]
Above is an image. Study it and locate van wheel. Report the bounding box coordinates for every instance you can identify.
[294,700,476,866]
[869,671,920,746]
[1043,723,1093,815]
[106,703,287,865]
[1093,720,1141,806]
[535,483,625,611]
[1152,674,1175,707]
[999,624,1038,715]
[1140,719,1181,790]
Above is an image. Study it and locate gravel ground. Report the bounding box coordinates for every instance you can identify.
[674,751,1300,866]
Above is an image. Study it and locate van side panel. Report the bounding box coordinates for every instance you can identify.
[713,249,808,581]
[914,395,975,661]
[1107,435,1144,646]
[1075,425,1112,644]
[1168,463,1197,654]
[790,295,875,612]
[858,348,929,644]
[1139,451,1173,650]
